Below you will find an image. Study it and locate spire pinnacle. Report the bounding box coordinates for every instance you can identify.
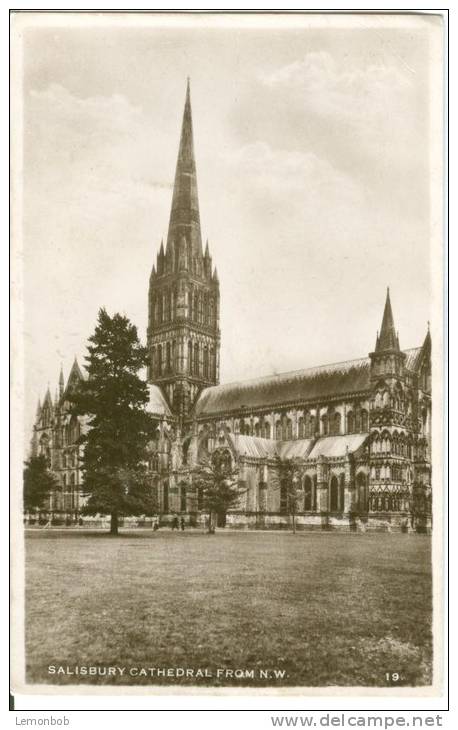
[59,364,64,398]
[375,287,399,352]
[167,80,202,257]
[43,386,52,408]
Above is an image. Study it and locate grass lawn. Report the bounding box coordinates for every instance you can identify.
[25,530,432,688]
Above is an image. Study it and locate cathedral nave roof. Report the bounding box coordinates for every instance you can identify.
[194,347,423,418]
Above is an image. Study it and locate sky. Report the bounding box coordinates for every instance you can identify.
[17,13,442,439]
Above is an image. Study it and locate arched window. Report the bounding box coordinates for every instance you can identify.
[166,342,171,372]
[330,476,339,511]
[331,412,341,436]
[203,294,208,325]
[263,421,271,439]
[193,293,199,322]
[188,289,193,320]
[157,344,162,376]
[321,414,328,436]
[276,421,282,440]
[354,409,361,432]
[306,413,315,438]
[298,417,305,439]
[339,474,345,510]
[209,299,214,327]
[194,342,199,376]
[180,485,187,512]
[208,347,213,380]
[169,290,174,321]
[361,410,368,432]
[254,422,260,437]
[347,411,354,434]
[286,419,293,440]
[188,340,193,375]
[203,346,209,378]
[163,481,169,513]
[304,476,313,511]
[198,293,203,324]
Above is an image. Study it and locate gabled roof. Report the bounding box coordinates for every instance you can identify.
[227,434,278,460]
[195,357,370,417]
[145,384,172,418]
[307,434,368,459]
[278,439,315,460]
[403,347,423,372]
[225,433,367,462]
[194,344,426,418]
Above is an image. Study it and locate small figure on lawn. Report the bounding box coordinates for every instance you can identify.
[180,517,185,531]
[171,515,179,530]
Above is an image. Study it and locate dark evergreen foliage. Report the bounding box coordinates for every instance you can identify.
[23,455,59,512]
[70,308,156,534]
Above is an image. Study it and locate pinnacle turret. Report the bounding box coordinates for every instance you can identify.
[375,287,400,352]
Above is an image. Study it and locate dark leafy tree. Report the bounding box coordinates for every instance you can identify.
[23,455,59,513]
[191,449,246,533]
[273,457,306,533]
[70,308,156,535]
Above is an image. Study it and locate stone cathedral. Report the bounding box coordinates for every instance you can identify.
[30,82,432,532]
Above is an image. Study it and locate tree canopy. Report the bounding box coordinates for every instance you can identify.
[70,308,156,534]
[191,448,246,533]
[273,456,306,533]
[23,455,59,512]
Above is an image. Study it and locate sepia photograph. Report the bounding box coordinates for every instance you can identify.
[10,11,445,696]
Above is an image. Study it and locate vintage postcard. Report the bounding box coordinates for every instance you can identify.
[10,11,445,697]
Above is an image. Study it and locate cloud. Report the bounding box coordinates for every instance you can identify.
[26,84,172,198]
[229,140,362,203]
[230,50,428,226]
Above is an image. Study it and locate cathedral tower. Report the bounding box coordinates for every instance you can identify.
[368,289,412,513]
[147,81,220,418]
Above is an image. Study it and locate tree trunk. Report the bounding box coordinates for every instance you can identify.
[110,511,119,536]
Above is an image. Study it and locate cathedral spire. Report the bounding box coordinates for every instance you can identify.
[375,287,399,352]
[59,365,64,398]
[167,79,202,256]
